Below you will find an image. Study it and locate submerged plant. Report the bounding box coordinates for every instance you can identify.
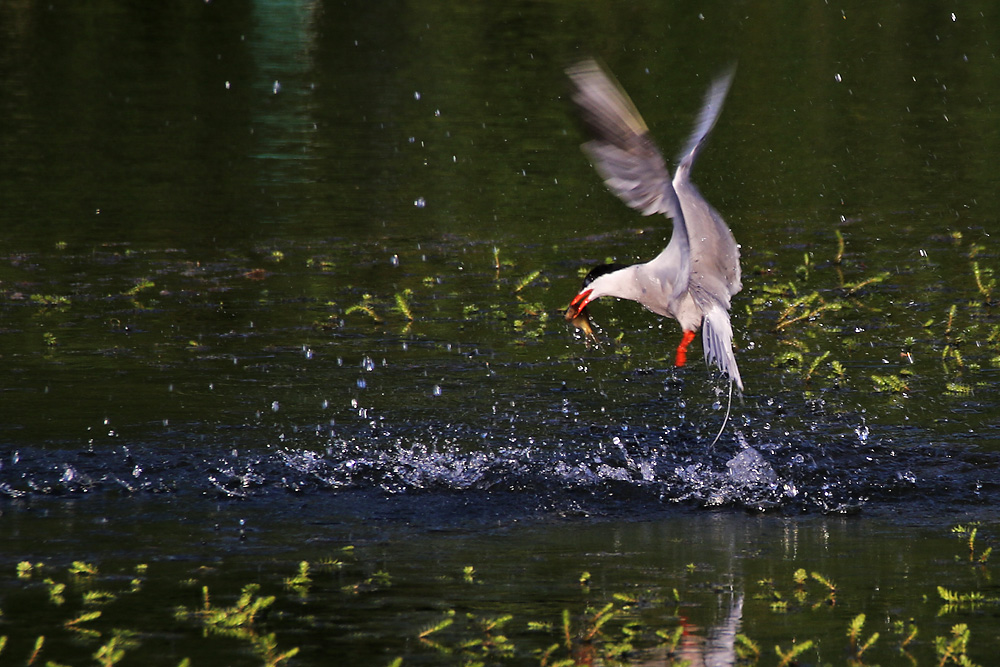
[847,613,879,662]
[935,623,980,667]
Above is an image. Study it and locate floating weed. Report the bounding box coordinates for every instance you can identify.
[176,583,274,634]
[834,229,845,264]
[775,638,815,667]
[934,623,980,667]
[803,350,831,383]
[951,524,993,563]
[93,629,140,667]
[27,635,44,665]
[393,289,414,321]
[847,613,879,660]
[64,610,102,637]
[82,590,118,606]
[29,294,71,307]
[44,579,67,606]
[936,586,996,616]
[872,373,908,393]
[945,382,974,396]
[344,294,383,323]
[283,560,312,597]
[69,561,98,578]
[17,562,42,579]
[251,632,300,667]
[736,634,761,661]
[842,271,890,296]
[514,269,543,293]
[342,570,391,594]
[122,279,155,297]
[971,261,995,303]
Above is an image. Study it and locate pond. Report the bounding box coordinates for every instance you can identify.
[1,0,999,665]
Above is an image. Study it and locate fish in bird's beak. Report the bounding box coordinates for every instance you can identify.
[565,289,597,339]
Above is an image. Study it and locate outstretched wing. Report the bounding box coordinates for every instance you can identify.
[673,66,741,306]
[671,67,743,388]
[566,59,690,303]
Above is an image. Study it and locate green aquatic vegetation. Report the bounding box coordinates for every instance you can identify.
[952,524,993,563]
[64,610,102,638]
[93,629,140,667]
[69,560,98,578]
[834,229,845,265]
[176,583,275,634]
[393,288,414,320]
[935,623,980,667]
[419,610,516,661]
[514,269,543,293]
[122,279,155,297]
[872,373,909,393]
[284,560,312,597]
[344,293,383,322]
[775,638,815,666]
[17,561,42,579]
[893,618,919,649]
[342,570,391,594]
[937,586,996,615]
[971,261,994,303]
[44,578,67,606]
[29,293,71,307]
[847,613,879,661]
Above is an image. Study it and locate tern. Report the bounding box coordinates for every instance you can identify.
[564,59,743,391]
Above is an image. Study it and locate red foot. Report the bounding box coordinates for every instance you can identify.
[675,330,696,367]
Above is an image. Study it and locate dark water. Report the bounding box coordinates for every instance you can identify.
[3,0,1000,664]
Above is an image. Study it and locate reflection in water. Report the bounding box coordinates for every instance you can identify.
[651,590,743,667]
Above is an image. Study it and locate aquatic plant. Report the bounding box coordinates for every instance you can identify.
[951,524,993,563]
[1,526,998,666]
[935,623,980,667]
[847,613,879,662]
[775,638,814,666]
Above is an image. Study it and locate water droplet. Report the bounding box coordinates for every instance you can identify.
[414,91,421,100]
[834,73,842,83]
[271,401,280,412]
[322,399,329,409]
[362,356,375,372]
[272,80,281,94]
[390,255,399,266]
[414,197,426,208]
[433,385,442,396]
[357,377,367,389]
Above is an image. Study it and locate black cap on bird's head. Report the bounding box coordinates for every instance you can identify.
[565,263,629,337]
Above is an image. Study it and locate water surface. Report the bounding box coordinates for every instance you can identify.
[2,0,1000,664]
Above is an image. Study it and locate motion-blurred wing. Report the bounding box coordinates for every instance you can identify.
[567,59,690,301]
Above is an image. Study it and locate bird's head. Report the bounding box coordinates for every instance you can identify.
[565,263,628,336]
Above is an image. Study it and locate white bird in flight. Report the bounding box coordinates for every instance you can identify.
[563,59,743,391]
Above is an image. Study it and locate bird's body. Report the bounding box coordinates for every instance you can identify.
[564,59,743,390]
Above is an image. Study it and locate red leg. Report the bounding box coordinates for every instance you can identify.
[675,330,696,367]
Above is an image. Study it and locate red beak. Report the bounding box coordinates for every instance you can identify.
[565,289,593,320]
